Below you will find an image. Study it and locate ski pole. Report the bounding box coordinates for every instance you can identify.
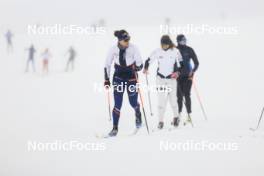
[145,74,154,116]
[106,89,112,121]
[135,72,150,134]
[250,107,264,131]
[193,79,208,121]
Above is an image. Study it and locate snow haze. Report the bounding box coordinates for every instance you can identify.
[0,0,264,176]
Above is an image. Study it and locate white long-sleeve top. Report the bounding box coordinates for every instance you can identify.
[104,43,143,78]
[41,52,51,61]
[148,47,182,77]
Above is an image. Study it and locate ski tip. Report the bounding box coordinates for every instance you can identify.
[95,133,100,138]
[95,133,111,139]
[249,128,256,131]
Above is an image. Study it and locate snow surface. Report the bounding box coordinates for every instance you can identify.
[0,5,264,176]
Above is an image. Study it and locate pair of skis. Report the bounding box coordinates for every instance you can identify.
[96,127,141,139]
[97,117,194,139]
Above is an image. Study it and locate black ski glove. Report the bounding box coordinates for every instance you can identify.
[134,64,143,72]
[104,79,110,89]
[104,67,111,88]
[144,58,150,70]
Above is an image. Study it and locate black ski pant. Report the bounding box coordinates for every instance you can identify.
[177,76,192,114]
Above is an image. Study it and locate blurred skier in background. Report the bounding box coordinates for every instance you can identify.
[25,44,36,72]
[5,29,14,53]
[41,48,52,74]
[65,46,76,72]
[143,35,182,129]
[98,18,106,27]
[176,34,199,125]
[104,30,143,137]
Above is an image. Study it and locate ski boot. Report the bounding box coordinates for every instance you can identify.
[135,111,142,128]
[172,117,180,127]
[183,114,193,126]
[158,121,164,129]
[108,126,118,137]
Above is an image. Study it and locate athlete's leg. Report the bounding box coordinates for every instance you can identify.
[183,78,193,114]
[168,79,179,118]
[112,76,125,127]
[157,77,168,122]
[127,79,142,127]
[177,77,184,114]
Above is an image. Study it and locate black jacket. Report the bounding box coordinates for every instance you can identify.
[177,45,199,77]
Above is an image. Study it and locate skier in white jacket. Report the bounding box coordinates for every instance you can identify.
[143,35,182,129]
[104,30,143,137]
[41,48,52,74]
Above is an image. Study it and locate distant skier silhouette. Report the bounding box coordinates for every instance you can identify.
[65,46,76,72]
[5,30,14,53]
[41,48,51,74]
[25,44,36,72]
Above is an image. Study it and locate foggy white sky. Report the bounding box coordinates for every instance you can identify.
[1,1,264,176]
[0,0,263,27]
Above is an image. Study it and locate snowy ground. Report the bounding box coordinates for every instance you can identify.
[0,17,264,176]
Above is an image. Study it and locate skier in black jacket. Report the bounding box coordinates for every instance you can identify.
[176,34,199,125]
